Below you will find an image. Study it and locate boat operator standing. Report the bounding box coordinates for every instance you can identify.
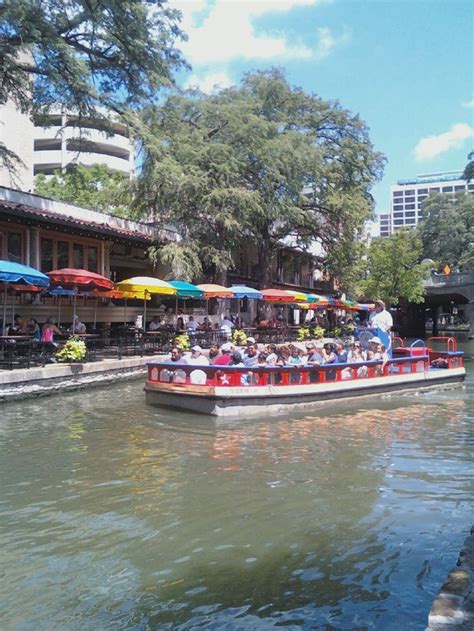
[369,299,393,355]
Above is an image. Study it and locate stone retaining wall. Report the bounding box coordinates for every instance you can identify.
[0,355,166,402]
[426,526,474,630]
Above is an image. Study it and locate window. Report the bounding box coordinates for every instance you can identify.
[454,185,465,191]
[418,195,427,201]
[405,211,416,217]
[73,243,84,269]
[417,188,428,195]
[404,189,415,195]
[468,184,474,190]
[406,218,416,224]
[405,196,415,203]
[393,212,404,218]
[87,246,98,273]
[429,188,440,193]
[393,204,404,211]
[393,191,403,198]
[442,186,453,192]
[41,238,54,272]
[57,240,69,269]
[393,219,404,226]
[7,232,22,263]
[405,203,415,210]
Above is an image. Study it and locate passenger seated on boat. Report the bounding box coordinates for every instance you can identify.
[335,340,348,363]
[348,342,366,362]
[160,346,187,383]
[209,344,220,364]
[213,342,233,366]
[243,343,259,367]
[230,350,244,367]
[431,357,449,369]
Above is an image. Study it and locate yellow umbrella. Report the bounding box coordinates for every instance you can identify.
[115,277,176,328]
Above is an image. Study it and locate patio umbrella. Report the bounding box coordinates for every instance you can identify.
[168,281,204,316]
[0,260,50,334]
[230,285,262,323]
[260,288,295,303]
[115,277,176,328]
[47,268,113,329]
[196,284,233,298]
[168,280,204,298]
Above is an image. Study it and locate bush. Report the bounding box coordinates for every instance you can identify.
[312,325,325,339]
[232,329,247,346]
[296,326,310,341]
[175,333,190,351]
[56,336,87,362]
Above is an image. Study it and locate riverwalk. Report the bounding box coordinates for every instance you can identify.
[0,354,166,402]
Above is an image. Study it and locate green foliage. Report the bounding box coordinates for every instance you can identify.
[174,333,190,351]
[312,325,325,339]
[357,230,427,305]
[56,336,87,362]
[463,160,474,182]
[129,69,385,285]
[296,326,310,341]
[34,164,130,214]
[232,329,248,346]
[418,192,474,269]
[1,0,185,171]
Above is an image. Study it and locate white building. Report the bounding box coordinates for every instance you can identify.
[0,103,135,193]
[33,111,134,177]
[390,170,474,232]
[377,212,392,237]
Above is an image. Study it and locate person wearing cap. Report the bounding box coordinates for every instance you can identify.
[187,345,209,366]
[213,342,233,366]
[369,299,393,333]
[246,336,256,346]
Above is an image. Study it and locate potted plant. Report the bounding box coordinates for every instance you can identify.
[56,336,87,363]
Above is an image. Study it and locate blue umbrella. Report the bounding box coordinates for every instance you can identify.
[0,260,49,334]
[168,280,204,298]
[230,285,262,299]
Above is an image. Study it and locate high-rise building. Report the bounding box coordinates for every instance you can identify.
[0,103,135,193]
[378,212,392,237]
[390,169,474,232]
[33,111,134,177]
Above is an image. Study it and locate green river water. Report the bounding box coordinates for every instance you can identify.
[0,337,473,630]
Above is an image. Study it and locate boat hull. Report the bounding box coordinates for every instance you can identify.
[145,367,466,418]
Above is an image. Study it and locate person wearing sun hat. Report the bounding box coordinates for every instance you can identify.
[187,345,209,366]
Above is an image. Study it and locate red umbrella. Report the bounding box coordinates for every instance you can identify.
[47,269,113,291]
[260,288,295,303]
[47,269,114,328]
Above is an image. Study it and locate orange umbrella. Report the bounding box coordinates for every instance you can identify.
[196,284,233,298]
[260,288,294,303]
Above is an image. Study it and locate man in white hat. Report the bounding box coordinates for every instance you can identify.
[187,345,209,366]
[369,299,393,333]
[213,341,233,366]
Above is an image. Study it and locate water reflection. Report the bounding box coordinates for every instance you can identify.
[0,357,472,629]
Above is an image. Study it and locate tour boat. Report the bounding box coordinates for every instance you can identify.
[145,337,465,417]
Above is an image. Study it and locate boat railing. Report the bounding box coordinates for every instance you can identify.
[146,354,447,389]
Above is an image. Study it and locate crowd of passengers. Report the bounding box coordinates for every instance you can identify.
[162,335,389,371]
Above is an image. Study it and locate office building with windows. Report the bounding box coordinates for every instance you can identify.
[378,212,392,237]
[390,170,474,232]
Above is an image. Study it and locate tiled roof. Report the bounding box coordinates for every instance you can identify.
[0,188,158,242]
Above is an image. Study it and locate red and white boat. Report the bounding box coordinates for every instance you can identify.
[145,337,465,417]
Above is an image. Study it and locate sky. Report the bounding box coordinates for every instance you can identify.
[169,0,473,214]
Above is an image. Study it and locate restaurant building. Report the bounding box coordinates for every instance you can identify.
[0,185,333,328]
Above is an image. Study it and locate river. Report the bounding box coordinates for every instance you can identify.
[0,336,473,630]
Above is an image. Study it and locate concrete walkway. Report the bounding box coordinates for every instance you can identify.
[426,526,474,630]
[0,354,166,402]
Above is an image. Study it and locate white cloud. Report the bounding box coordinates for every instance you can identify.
[462,99,474,108]
[183,70,233,93]
[414,123,474,161]
[171,0,338,65]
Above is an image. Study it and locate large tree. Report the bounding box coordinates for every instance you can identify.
[0,0,185,170]
[418,192,474,269]
[356,230,427,305]
[130,69,385,285]
[34,163,130,215]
